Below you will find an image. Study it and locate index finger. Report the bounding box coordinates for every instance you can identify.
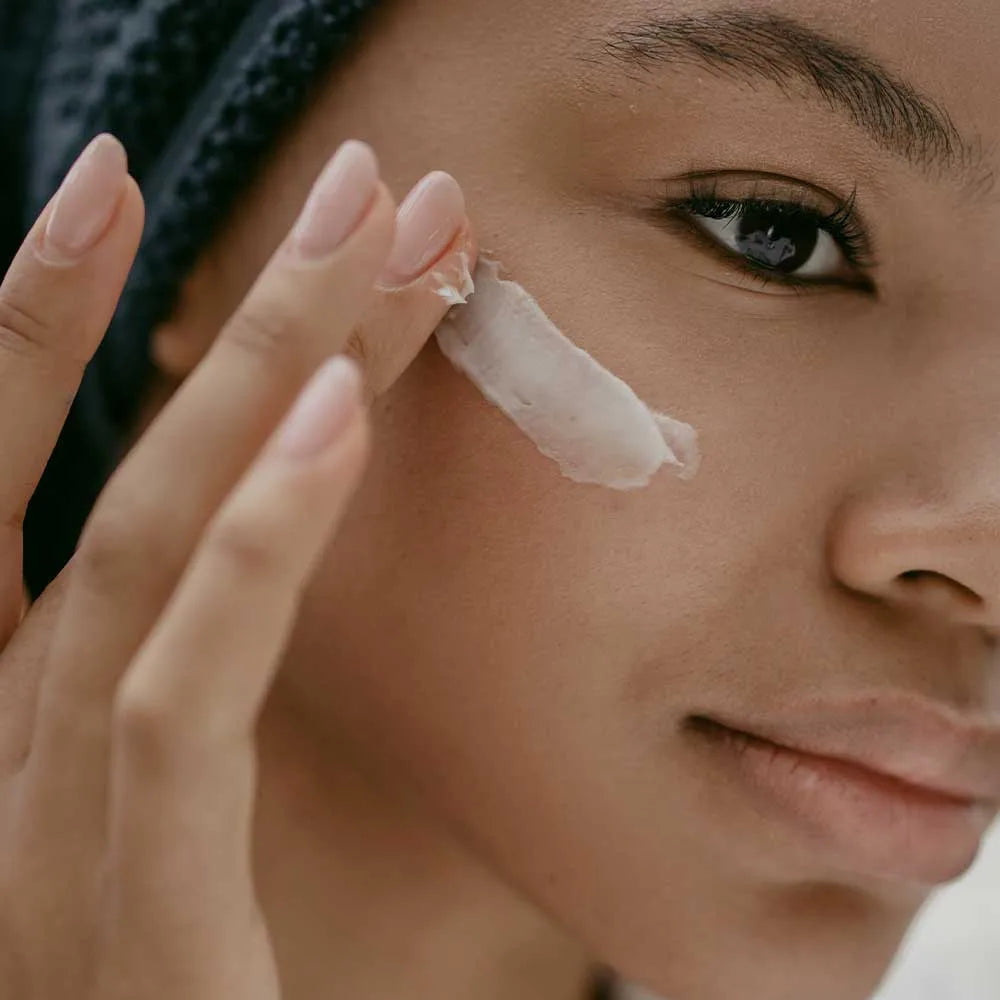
[0,133,142,530]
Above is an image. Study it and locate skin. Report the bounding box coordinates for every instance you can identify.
[0,131,431,1000]
[2,0,998,998]
[148,0,1000,996]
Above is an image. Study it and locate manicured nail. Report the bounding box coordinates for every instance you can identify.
[378,171,465,287]
[291,140,379,260]
[41,133,127,263]
[275,356,362,459]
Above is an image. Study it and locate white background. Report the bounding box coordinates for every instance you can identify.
[874,820,1000,999]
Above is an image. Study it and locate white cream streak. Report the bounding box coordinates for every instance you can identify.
[434,258,701,489]
[428,249,476,306]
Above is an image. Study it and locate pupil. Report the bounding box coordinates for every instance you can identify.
[735,206,818,272]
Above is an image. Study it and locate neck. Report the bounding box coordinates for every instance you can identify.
[252,684,600,1000]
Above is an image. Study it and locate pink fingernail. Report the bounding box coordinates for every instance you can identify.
[291,140,379,261]
[275,356,362,459]
[378,171,465,287]
[42,134,128,262]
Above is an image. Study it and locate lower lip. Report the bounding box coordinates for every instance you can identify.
[690,718,991,885]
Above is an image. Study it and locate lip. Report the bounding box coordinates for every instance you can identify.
[702,693,1000,803]
[686,694,1000,885]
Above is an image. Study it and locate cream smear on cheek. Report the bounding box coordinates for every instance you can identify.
[431,257,701,489]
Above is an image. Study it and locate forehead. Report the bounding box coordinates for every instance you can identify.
[452,0,995,203]
[484,0,999,139]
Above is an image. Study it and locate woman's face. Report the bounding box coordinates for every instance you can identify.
[151,0,1000,996]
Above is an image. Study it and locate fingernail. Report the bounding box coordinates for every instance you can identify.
[42,133,127,262]
[378,171,465,287]
[275,356,362,459]
[291,140,379,260]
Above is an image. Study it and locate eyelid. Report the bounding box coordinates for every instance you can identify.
[669,169,852,217]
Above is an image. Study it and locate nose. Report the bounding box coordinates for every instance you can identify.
[828,264,1000,635]
[830,489,1000,632]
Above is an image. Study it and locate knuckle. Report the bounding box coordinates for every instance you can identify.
[112,680,177,758]
[205,514,283,580]
[342,329,380,401]
[77,495,167,595]
[76,524,138,595]
[0,294,54,359]
[343,328,369,367]
[226,300,302,369]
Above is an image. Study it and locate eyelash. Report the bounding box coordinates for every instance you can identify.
[658,178,876,294]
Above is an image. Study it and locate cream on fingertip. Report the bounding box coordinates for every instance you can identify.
[428,248,476,306]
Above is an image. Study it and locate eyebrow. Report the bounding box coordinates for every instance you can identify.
[585,8,994,193]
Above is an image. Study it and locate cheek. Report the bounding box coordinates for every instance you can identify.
[293,214,841,744]
[287,314,754,792]
[277,256,916,999]
[281,354,906,1000]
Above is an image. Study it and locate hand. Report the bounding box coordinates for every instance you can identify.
[0,133,476,998]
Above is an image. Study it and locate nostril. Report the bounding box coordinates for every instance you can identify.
[896,569,983,608]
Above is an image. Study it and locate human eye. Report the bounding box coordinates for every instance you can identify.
[652,171,879,296]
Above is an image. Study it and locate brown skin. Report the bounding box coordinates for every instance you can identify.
[141,0,1000,998]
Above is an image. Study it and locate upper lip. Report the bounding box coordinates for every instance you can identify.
[702,692,1000,805]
